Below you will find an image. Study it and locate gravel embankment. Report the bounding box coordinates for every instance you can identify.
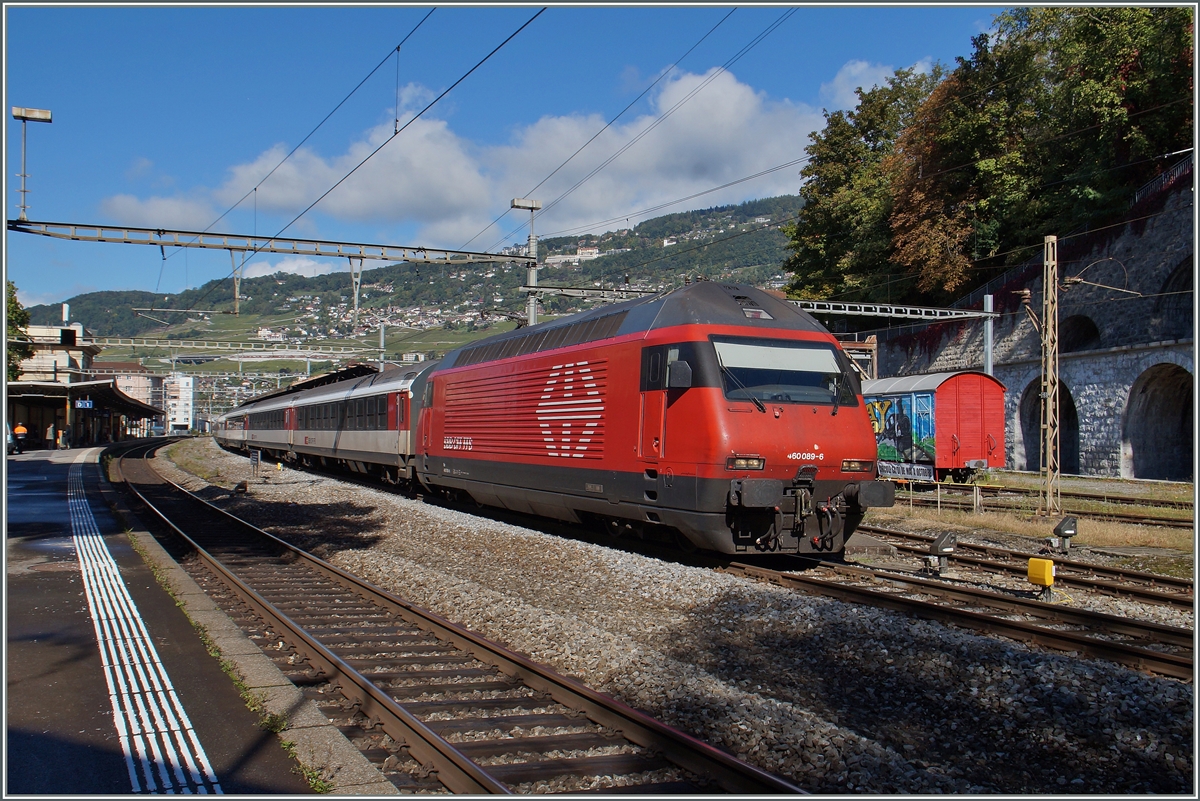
[158,438,1194,794]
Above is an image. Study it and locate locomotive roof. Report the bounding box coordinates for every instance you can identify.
[863,370,1007,395]
[442,282,823,370]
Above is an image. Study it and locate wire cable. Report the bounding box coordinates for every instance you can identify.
[183,8,544,315]
[488,7,797,252]
[539,155,809,240]
[457,7,737,251]
[162,8,437,266]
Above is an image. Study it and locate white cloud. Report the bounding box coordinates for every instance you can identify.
[242,256,337,279]
[125,157,154,181]
[212,113,491,232]
[819,58,937,112]
[819,60,896,110]
[103,68,826,251]
[469,68,824,244]
[99,193,217,229]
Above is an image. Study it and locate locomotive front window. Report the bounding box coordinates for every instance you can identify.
[711,337,857,406]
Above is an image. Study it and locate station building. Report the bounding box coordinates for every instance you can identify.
[7,324,163,448]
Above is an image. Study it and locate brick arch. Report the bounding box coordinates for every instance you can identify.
[1017,378,1080,474]
[1120,363,1193,480]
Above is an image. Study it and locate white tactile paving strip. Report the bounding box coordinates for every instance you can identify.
[68,454,223,794]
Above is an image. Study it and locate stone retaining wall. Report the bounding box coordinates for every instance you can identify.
[869,185,1194,479]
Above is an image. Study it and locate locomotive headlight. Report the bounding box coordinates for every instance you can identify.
[841,459,874,472]
[726,455,765,470]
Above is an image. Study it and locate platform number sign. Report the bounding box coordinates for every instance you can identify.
[74,399,93,409]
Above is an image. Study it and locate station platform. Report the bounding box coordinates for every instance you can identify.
[5,447,349,795]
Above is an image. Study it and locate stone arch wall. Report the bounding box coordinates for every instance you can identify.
[1016,377,1080,473]
[877,184,1193,478]
[1120,360,1194,480]
[996,344,1192,477]
[1060,315,1102,352]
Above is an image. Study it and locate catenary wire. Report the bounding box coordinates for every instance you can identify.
[487,7,797,253]
[538,156,809,240]
[161,8,436,267]
[182,8,545,316]
[457,7,737,251]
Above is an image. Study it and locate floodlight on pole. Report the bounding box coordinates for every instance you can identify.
[12,107,52,222]
[512,198,543,326]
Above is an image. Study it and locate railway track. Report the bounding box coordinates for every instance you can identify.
[111,443,801,794]
[724,559,1193,680]
[894,485,1194,529]
[859,524,1195,611]
[1007,485,1193,511]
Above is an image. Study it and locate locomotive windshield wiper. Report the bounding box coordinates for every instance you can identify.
[831,371,845,416]
[716,352,766,413]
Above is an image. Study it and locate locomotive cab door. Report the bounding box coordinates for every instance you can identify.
[639,347,667,460]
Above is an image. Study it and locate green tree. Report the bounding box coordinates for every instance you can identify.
[7,280,33,381]
[782,65,943,301]
[786,8,1193,304]
[887,7,1193,297]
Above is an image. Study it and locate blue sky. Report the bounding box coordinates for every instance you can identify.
[5,5,1004,307]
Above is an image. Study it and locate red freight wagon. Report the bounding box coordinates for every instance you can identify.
[862,371,1006,483]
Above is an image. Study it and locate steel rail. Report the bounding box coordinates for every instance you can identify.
[114,444,803,795]
[859,525,1194,608]
[802,561,1193,648]
[981,484,1194,511]
[726,562,1192,680]
[113,445,508,793]
[894,491,1194,529]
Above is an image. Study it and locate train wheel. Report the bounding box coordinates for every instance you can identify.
[602,518,623,539]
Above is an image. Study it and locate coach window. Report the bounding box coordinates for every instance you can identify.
[357,399,365,430]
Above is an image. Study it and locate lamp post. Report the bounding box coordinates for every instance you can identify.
[511,197,542,326]
[11,106,52,221]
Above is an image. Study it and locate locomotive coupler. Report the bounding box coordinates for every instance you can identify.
[811,502,843,551]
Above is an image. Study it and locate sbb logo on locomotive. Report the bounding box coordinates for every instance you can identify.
[537,361,604,459]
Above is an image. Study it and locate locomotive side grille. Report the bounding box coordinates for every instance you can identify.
[443,360,607,459]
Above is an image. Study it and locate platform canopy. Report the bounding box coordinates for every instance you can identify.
[7,379,163,419]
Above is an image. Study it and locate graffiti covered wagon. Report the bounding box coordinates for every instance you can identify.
[862,371,1007,483]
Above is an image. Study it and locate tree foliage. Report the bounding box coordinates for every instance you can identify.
[785,7,1194,304]
[7,281,33,381]
[783,66,943,301]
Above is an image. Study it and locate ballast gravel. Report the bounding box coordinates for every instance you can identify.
[159,438,1193,794]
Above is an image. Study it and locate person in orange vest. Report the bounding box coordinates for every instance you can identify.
[13,422,28,453]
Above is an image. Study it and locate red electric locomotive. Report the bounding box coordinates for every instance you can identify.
[412,282,894,554]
